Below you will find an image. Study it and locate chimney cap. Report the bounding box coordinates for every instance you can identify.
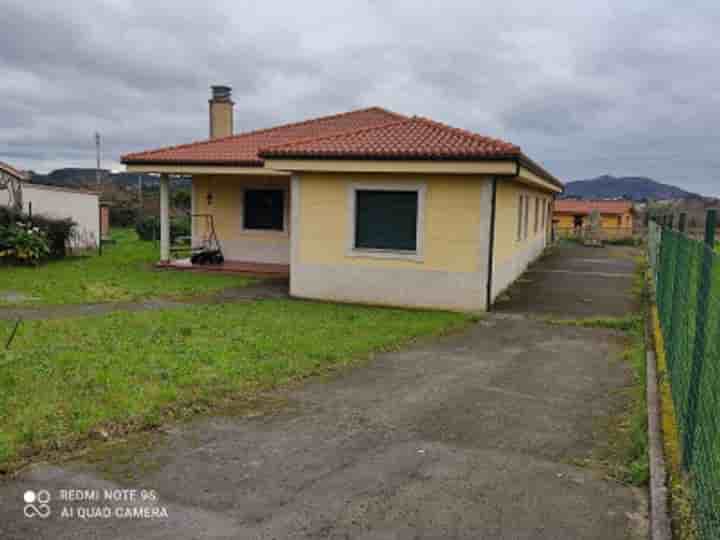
[211,85,233,102]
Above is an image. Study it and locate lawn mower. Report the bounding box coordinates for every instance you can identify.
[189,214,224,265]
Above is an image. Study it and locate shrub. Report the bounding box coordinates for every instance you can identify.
[136,215,191,243]
[109,205,138,228]
[0,208,76,262]
[29,214,76,258]
[0,223,50,264]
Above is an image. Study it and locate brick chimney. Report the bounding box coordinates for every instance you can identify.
[209,85,234,139]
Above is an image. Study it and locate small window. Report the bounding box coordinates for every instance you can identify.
[354,190,418,251]
[517,195,524,241]
[244,189,285,231]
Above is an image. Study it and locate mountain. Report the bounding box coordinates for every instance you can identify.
[563,175,700,201]
[27,168,190,190]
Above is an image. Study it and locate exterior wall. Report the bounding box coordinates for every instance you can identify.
[291,172,493,311]
[0,184,100,249]
[192,174,290,264]
[492,180,552,300]
[554,211,634,231]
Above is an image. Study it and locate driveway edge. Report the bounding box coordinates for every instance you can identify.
[645,308,672,540]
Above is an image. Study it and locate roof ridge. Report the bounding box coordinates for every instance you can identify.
[121,106,405,161]
[259,117,413,155]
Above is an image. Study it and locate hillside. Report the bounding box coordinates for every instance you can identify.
[27,168,190,190]
[563,175,699,201]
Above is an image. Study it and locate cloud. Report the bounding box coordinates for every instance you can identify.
[1,0,719,195]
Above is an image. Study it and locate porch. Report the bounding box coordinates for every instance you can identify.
[158,258,290,277]
[156,169,293,272]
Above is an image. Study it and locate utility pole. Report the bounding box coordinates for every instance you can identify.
[95,132,101,186]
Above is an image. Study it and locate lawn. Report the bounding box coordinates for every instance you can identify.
[0,300,469,470]
[0,229,253,305]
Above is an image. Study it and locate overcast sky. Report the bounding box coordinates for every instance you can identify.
[1,0,719,195]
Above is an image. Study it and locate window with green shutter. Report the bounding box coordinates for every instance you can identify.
[354,190,418,251]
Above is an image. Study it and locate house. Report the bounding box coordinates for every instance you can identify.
[121,86,562,311]
[553,199,634,239]
[0,161,101,249]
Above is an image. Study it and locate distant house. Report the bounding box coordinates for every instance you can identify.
[0,161,101,249]
[554,199,634,239]
[121,86,563,311]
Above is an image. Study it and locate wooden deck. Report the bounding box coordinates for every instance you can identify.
[157,259,290,277]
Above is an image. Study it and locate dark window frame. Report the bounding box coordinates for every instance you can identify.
[242,188,287,232]
[350,185,423,257]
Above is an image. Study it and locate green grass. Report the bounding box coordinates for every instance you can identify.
[0,229,252,305]
[0,300,469,470]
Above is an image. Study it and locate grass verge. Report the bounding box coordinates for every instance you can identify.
[651,304,698,539]
[0,299,470,473]
[0,229,253,306]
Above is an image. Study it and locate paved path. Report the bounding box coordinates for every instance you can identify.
[495,244,641,318]
[0,279,289,321]
[0,245,646,539]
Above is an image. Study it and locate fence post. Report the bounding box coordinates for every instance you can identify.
[684,209,717,469]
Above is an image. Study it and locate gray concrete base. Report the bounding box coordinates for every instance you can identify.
[492,234,547,301]
[291,262,487,311]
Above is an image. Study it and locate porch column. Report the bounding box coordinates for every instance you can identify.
[159,173,170,262]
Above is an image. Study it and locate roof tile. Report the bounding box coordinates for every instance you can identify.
[259,116,520,160]
[555,200,633,215]
[121,107,403,166]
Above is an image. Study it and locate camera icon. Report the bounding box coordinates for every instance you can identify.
[23,490,51,519]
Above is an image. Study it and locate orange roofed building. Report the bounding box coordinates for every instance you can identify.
[553,199,634,239]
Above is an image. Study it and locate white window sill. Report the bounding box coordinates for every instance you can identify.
[346,248,423,262]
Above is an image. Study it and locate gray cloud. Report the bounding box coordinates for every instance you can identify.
[1,0,719,195]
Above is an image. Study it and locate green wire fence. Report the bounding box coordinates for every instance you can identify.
[649,211,720,540]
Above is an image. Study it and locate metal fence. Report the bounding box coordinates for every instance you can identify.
[648,212,720,540]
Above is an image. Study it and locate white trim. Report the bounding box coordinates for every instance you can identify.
[125,164,291,176]
[346,182,426,262]
[290,174,300,269]
[264,159,518,176]
[239,184,290,236]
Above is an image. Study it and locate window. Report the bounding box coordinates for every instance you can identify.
[517,195,524,241]
[353,189,419,252]
[244,189,285,231]
[534,197,540,233]
[617,215,622,227]
[524,196,530,239]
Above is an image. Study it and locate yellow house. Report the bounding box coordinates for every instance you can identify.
[553,199,634,239]
[122,86,563,311]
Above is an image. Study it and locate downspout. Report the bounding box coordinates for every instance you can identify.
[486,176,498,311]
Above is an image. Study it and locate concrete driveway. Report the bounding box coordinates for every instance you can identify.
[0,244,646,539]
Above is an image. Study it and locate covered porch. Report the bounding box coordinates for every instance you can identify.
[152,166,294,273]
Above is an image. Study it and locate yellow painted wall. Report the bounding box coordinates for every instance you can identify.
[493,180,553,266]
[192,174,290,257]
[297,173,487,273]
[553,211,633,231]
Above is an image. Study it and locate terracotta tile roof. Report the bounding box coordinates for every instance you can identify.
[555,199,634,216]
[121,107,404,166]
[258,116,521,160]
[0,161,27,180]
